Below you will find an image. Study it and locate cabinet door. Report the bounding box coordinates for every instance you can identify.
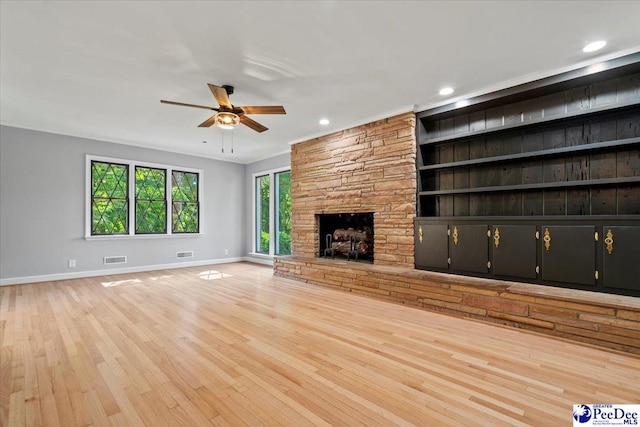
[492,225,537,279]
[602,226,640,291]
[541,226,596,286]
[450,224,489,273]
[415,223,448,269]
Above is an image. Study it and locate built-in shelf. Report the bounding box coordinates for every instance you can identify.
[419,100,640,146]
[414,55,640,297]
[419,176,640,196]
[419,137,640,172]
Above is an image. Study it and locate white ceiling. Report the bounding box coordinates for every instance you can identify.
[2,1,640,164]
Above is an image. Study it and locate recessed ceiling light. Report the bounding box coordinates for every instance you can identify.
[583,40,606,53]
[319,118,330,125]
[439,87,454,96]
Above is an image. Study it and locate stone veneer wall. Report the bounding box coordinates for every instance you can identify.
[289,112,416,267]
[275,112,640,354]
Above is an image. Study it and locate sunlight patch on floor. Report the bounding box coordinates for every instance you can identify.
[199,270,232,280]
[148,275,174,281]
[101,278,143,287]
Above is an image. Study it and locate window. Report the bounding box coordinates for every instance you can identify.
[256,175,270,253]
[254,168,291,255]
[172,170,199,233]
[91,161,129,235]
[135,166,166,234]
[275,171,291,255]
[86,156,202,238]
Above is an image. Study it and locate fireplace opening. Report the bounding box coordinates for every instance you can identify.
[317,213,374,262]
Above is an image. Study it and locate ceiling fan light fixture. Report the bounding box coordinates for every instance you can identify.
[215,112,240,129]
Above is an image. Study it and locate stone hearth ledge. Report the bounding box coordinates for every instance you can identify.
[274,255,640,354]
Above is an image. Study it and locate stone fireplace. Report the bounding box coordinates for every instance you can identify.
[318,212,374,261]
[286,112,417,267]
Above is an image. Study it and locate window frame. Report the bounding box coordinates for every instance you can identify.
[252,165,291,256]
[171,169,200,234]
[274,170,291,256]
[85,155,203,240]
[90,160,130,236]
[134,165,167,235]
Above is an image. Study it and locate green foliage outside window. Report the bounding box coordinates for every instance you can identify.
[135,167,166,234]
[90,160,200,236]
[91,161,128,234]
[256,171,291,255]
[258,175,270,253]
[276,172,291,255]
[172,171,199,233]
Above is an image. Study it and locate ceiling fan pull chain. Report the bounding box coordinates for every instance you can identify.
[231,130,234,154]
[221,131,224,153]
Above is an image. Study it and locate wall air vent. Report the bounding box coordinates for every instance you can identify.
[104,256,127,265]
[177,251,194,259]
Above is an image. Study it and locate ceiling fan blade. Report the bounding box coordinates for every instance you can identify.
[160,100,218,111]
[240,115,268,133]
[239,106,286,115]
[208,84,232,108]
[198,114,218,128]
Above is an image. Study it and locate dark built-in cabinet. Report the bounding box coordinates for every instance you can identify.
[415,54,640,296]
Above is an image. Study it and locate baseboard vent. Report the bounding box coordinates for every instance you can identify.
[104,256,127,265]
[177,251,194,259]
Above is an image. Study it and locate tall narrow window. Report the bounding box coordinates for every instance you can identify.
[275,171,291,255]
[253,168,291,256]
[172,170,199,233]
[256,175,270,253]
[135,166,166,234]
[91,161,129,235]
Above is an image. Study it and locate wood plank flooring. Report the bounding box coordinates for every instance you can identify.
[1,262,638,426]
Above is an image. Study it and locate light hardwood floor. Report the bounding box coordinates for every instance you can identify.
[1,262,638,426]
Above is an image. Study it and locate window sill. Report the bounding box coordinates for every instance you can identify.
[247,252,273,259]
[85,233,205,241]
[247,253,292,259]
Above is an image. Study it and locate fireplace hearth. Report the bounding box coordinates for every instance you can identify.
[317,213,374,262]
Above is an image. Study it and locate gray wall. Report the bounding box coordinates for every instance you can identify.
[0,125,245,282]
[244,152,290,262]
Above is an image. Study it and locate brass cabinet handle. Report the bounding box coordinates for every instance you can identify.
[543,228,551,251]
[418,226,423,243]
[493,227,500,248]
[604,229,614,254]
[453,226,459,245]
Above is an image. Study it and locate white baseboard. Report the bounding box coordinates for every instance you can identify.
[0,257,256,286]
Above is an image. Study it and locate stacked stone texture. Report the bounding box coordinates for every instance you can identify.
[290,112,417,267]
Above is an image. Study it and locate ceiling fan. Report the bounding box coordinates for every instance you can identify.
[161,84,286,133]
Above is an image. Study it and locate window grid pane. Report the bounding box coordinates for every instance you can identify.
[135,166,167,234]
[275,171,291,255]
[91,161,129,235]
[256,175,270,253]
[172,171,199,233]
